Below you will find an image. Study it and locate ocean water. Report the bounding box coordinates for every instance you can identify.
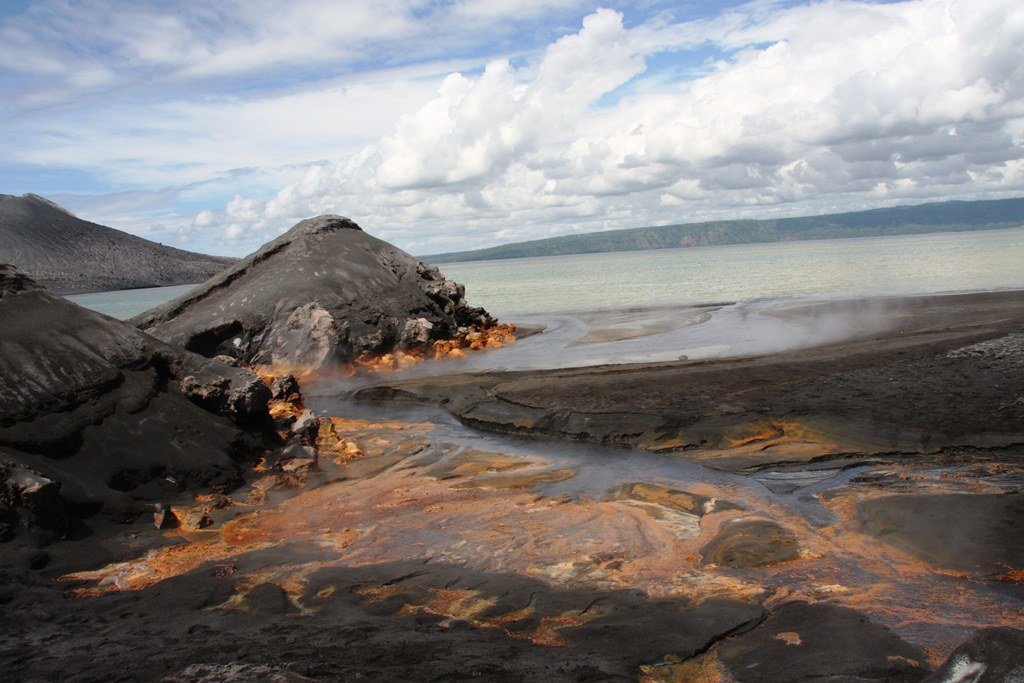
[65,283,196,320]
[65,228,1024,321]
[440,227,1024,319]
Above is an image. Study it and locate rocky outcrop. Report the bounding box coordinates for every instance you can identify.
[131,215,495,370]
[0,193,236,294]
[0,265,274,538]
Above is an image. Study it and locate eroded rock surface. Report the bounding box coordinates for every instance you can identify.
[612,481,743,516]
[856,493,1024,577]
[4,396,1021,680]
[715,601,929,681]
[0,553,764,681]
[131,215,495,369]
[358,290,1024,468]
[699,519,800,568]
[0,265,273,534]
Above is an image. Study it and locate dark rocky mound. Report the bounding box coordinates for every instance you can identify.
[0,265,272,542]
[131,215,493,369]
[0,193,236,294]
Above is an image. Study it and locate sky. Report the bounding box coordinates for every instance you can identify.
[1,0,1022,257]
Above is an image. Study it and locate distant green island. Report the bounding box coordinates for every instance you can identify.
[422,197,1024,264]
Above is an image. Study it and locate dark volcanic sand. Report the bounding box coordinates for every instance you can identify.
[0,265,274,530]
[856,492,1024,576]
[358,290,1024,463]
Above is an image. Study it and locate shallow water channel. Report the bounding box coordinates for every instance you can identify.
[309,397,855,526]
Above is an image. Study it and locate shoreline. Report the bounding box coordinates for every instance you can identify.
[350,289,1024,465]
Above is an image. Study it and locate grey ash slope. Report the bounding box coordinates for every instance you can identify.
[132,215,493,368]
[0,193,236,294]
[0,265,272,540]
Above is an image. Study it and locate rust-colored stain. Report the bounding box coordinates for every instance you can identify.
[63,442,752,607]
[774,631,802,646]
[61,409,1023,669]
[723,419,836,453]
[315,418,364,464]
[361,583,600,649]
[259,323,519,377]
[402,587,494,623]
[528,611,601,647]
[640,652,731,683]
[998,567,1024,583]
[354,323,517,372]
[451,468,577,490]
[268,399,304,421]
[726,422,787,448]
[423,449,530,479]
[612,482,740,517]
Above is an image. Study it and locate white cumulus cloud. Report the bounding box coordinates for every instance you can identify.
[4,0,1024,256]
[202,0,1024,255]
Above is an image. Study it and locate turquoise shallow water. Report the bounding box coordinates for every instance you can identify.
[65,228,1024,320]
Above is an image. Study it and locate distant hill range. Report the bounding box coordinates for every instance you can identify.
[423,197,1024,264]
[0,193,236,294]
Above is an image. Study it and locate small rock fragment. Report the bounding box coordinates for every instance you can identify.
[401,317,434,345]
[270,374,301,401]
[290,409,319,445]
[0,462,68,540]
[243,583,297,614]
[182,509,214,530]
[153,506,180,529]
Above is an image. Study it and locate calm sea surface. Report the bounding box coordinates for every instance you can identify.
[443,228,1024,318]
[67,228,1024,320]
[66,283,196,320]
